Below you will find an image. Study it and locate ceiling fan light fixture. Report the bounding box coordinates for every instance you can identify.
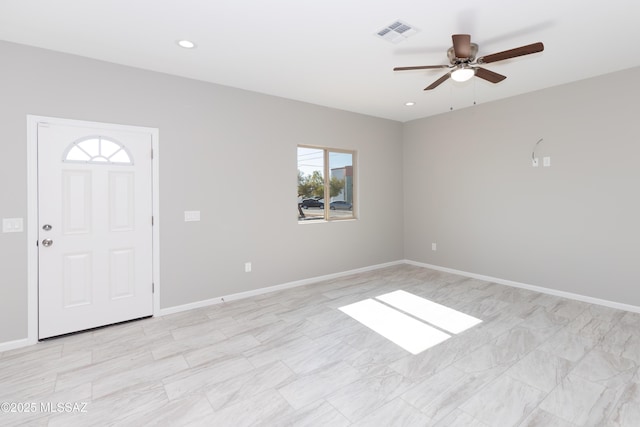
[451,67,475,82]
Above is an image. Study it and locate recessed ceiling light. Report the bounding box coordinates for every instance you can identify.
[405,101,416,107]
[177,40,196,49]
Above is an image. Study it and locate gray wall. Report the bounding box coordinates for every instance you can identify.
[403,67,640,305]
[0,41,404,344]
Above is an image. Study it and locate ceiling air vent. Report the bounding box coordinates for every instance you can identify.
[376,20,419,44]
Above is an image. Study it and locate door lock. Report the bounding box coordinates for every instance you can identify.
[42,239,54,247]
[42,224,52,231]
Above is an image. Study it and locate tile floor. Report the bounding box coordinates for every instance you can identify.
[0,264,639,426]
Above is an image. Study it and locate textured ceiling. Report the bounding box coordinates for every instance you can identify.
[1,0,639,122]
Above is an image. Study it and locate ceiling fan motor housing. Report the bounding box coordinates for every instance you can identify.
[447,43,478,64]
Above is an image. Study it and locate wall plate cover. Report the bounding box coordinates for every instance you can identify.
[184,211,201,222]
[2,218,24,233]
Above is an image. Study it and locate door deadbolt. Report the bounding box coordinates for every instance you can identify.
[42,224,52,231]
[42,239,53,247]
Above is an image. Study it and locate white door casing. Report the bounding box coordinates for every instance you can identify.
[35,119,156,339]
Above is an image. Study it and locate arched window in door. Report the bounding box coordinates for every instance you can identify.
[63,136,133,165]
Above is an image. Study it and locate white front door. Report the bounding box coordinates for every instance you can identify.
[37,120,153,339]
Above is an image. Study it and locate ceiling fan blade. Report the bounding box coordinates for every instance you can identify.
[424,73,451,90]
[452,34,471,58]
[475,67,507,83]
[477,42,544,64]
[393,65,450,71]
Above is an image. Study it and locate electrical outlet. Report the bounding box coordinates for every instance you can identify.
[543,156,551,167]
[245,262,252,273]
[432,243,437,251]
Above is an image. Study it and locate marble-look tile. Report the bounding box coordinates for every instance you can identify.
[545,299,590,320]
[198,388,294,427]
[390,339,461,380]
[277,361,361,410]
[183,333,261,367]
[92,354,189,399]
[150,329,228,361]
[279,334,362,375]
[431,408,490,427]
[55,382,168,427]
[205,360,295,411]
[619,311,640,328]
[54,350,153,392]
[598,322,640,364]
[350,398,431,427]
[538,328,595,362]
[399,365,467,413]
[219,313,281,338]
[271,400,351,427]
[519,408,579,427]
[566,309,619,342]
[245,318,314,344]
[459,375,545,426]
[162,356,254,400]
[403,366,504,422]
[571,349,637,389]
[343,340,405,376]
[326,366,411,422]
[538,374,607,425]
[124,394,214,427]
[0,343,62,365]
[607,382,640,426]
[458,296,511,318]
[243,335,317,369]
[452,340,521,375]
[506,349,573,393]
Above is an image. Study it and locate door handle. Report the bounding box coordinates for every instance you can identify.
[42,239,54,247]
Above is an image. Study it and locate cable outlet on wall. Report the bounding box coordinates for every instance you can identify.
[532,157,539,167]
[245,262,252,273]
[432,243,437,251]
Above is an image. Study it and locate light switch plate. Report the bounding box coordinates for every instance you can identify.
[543,156,551,167]
[2,218,24,233]
[184,211,201,222]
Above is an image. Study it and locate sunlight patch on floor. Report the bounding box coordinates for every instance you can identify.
[339,299,450,355]
[376,290,482,334]
[339,290,482,354]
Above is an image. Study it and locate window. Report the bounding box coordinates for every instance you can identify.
[297,146,355,221]
[63,136,133,165]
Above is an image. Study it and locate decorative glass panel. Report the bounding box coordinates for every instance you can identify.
[66,146,91,161]
[63,136,133,165]
[100,139,121,158]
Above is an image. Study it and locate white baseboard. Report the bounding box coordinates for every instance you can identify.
[158,260,405,316]
[404,259,640,314]
[0,337,36,354]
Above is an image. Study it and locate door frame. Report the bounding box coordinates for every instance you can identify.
[26,115,160,344]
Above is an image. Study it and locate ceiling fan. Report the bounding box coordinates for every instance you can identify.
[394,34,544,90]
